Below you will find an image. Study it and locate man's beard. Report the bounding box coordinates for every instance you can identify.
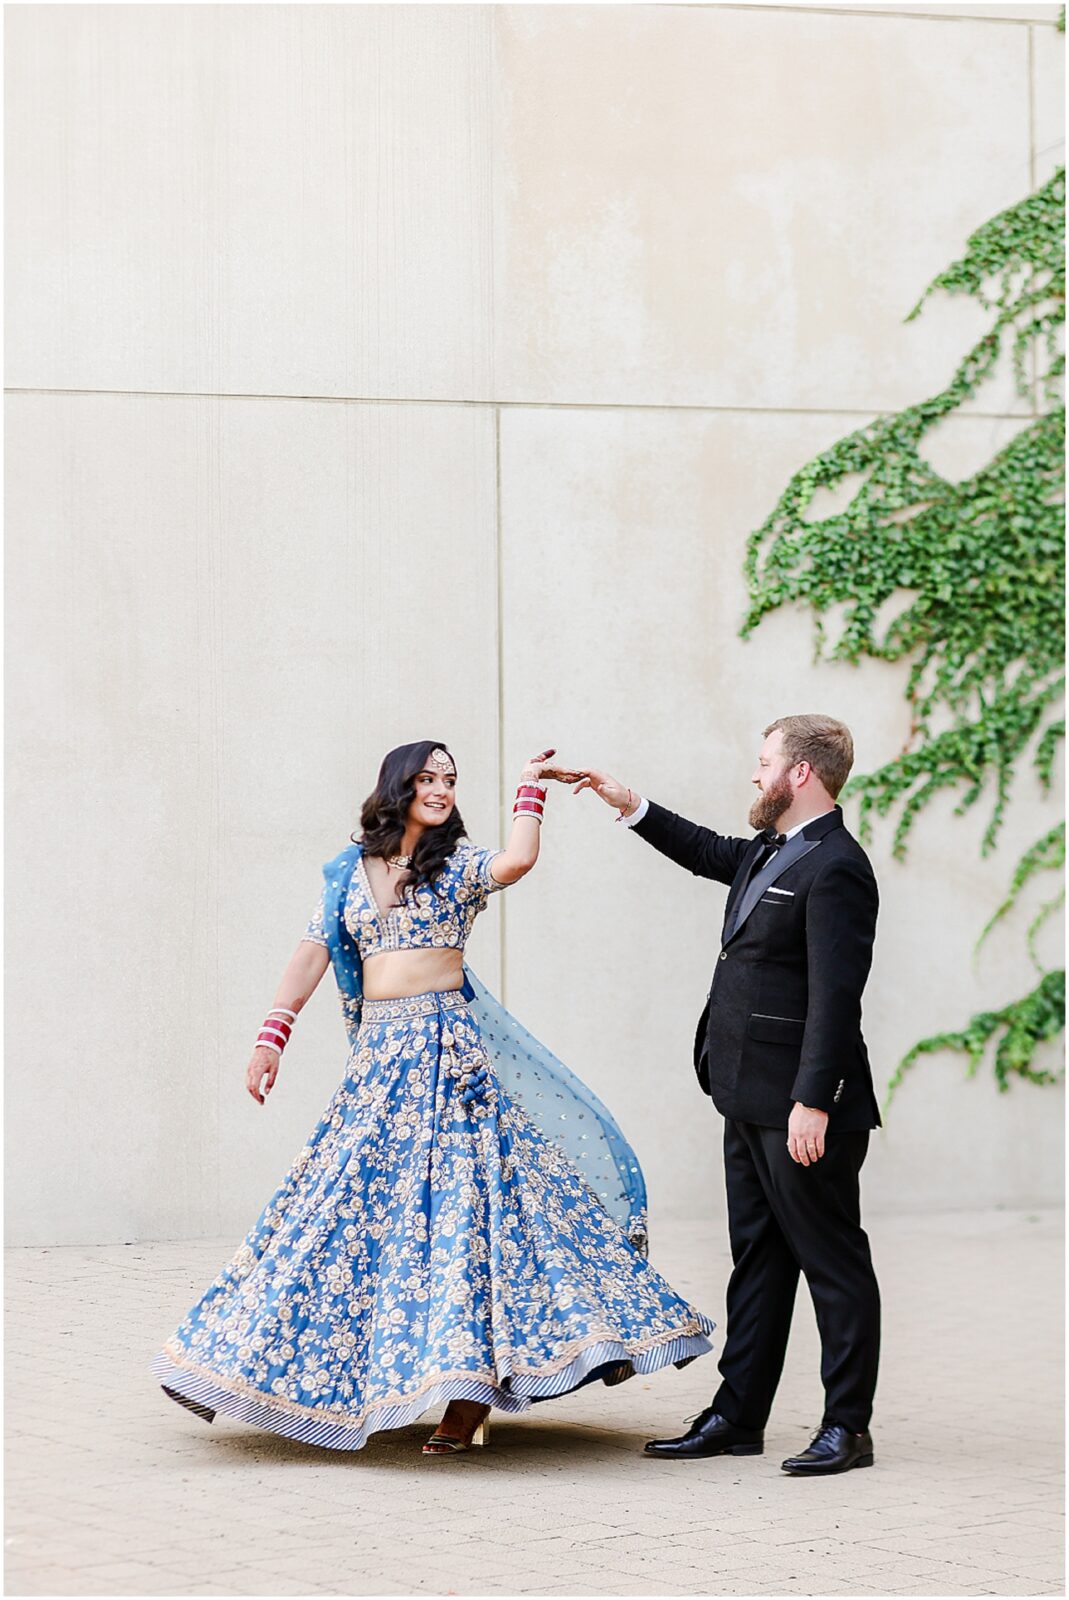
[749,773,794,832]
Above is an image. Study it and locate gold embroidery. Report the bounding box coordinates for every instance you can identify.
[161,1314,704,1430]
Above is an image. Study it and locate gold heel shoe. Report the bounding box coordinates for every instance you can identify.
[422,1408,490,1454]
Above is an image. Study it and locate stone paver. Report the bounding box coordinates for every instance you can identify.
[4,1211,1063,1597]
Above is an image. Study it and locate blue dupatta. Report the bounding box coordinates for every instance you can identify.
[320,843,649,1254]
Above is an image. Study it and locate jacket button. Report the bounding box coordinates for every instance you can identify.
[719,951,727,961]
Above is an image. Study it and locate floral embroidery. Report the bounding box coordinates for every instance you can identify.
[301,840,503,960]
[153,840,715,1450]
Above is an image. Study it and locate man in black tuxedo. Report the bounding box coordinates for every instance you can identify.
[574,714,881,1475]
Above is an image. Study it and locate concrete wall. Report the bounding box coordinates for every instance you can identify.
[6,3,1064,1246]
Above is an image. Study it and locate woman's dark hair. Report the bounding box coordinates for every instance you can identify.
[355,740,466,896]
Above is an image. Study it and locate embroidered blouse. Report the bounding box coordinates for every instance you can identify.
[301,840,506,961]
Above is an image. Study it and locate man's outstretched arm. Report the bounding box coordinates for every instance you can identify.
[572,767,752,886]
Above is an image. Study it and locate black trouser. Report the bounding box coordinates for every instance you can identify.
[712,1118,880,1434]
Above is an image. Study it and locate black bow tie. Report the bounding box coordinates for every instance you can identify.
[761,828,788,850]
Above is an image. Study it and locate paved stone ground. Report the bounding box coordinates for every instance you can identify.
[4,1211,1063,1598]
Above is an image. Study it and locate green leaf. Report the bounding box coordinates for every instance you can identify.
[974,822,1066,957]
[884,971,1065,1109]
[741,156,1066,1098]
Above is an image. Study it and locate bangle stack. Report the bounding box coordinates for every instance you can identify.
[256,1007,297,1058]
[514,782,547,823]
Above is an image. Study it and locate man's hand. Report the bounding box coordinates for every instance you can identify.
[787,1102,828,1166]
[570,768,634,811]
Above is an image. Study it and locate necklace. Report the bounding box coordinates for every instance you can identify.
[386,853,412,870]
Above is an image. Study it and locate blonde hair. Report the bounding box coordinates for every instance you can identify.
[763,714,854,799]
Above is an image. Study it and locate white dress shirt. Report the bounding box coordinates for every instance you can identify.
[619,796,650,827]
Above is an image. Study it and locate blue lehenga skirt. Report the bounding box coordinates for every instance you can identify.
[152,987,715,1450]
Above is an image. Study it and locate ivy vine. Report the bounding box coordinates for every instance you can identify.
[884,969,1065,1103]
[741,163,1065,1103]
[975,820,1064,969]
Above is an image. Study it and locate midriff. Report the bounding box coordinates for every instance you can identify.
[362,947,465,1000]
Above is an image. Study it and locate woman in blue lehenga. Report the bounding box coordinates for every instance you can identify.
[152,739,714,1454]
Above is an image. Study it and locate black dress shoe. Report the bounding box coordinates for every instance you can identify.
[781,1423,874,1475]
[644,1407,764,1459]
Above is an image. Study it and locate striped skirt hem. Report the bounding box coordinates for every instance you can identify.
[151,1329,713,1452]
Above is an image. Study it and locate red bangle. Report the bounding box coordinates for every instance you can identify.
[257,1008,297,1056]
[260,1020,293,1039]
[515,782,546,813]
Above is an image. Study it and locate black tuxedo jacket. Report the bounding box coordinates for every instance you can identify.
[633,801,881,1131]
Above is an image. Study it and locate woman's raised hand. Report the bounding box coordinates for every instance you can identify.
[530,749,588,785]
[570,768,632,809]
[520,747,560,783]
[246,1045,280,1106]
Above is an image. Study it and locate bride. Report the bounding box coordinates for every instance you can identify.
[153,740,714,1454]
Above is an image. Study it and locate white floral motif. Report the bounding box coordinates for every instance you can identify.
[154,842,715,1450]
[299,840,505,960]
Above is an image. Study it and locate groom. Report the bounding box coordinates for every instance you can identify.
[574,715,882,1475]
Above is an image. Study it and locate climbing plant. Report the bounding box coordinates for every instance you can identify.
[975,819,1064,969]
[741,165,1065,1103]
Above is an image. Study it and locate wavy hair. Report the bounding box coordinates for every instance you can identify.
[355,740,466,896]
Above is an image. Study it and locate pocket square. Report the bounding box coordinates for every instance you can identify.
[765,886,794,897]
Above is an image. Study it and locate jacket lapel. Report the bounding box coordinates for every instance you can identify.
[722,806,844,947]
[723,837,769,926]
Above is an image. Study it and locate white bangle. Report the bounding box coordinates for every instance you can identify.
[266,1007,298,1021]
[255,1039,282,1057]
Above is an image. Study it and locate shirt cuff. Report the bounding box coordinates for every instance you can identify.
[617,795,649,828]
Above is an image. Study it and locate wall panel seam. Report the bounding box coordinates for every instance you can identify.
[1028,23,1038,190]
[4,389,1032,425]
[495,402,507,1009]
[666,4,1061,25]
[1028,23,1038,406]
